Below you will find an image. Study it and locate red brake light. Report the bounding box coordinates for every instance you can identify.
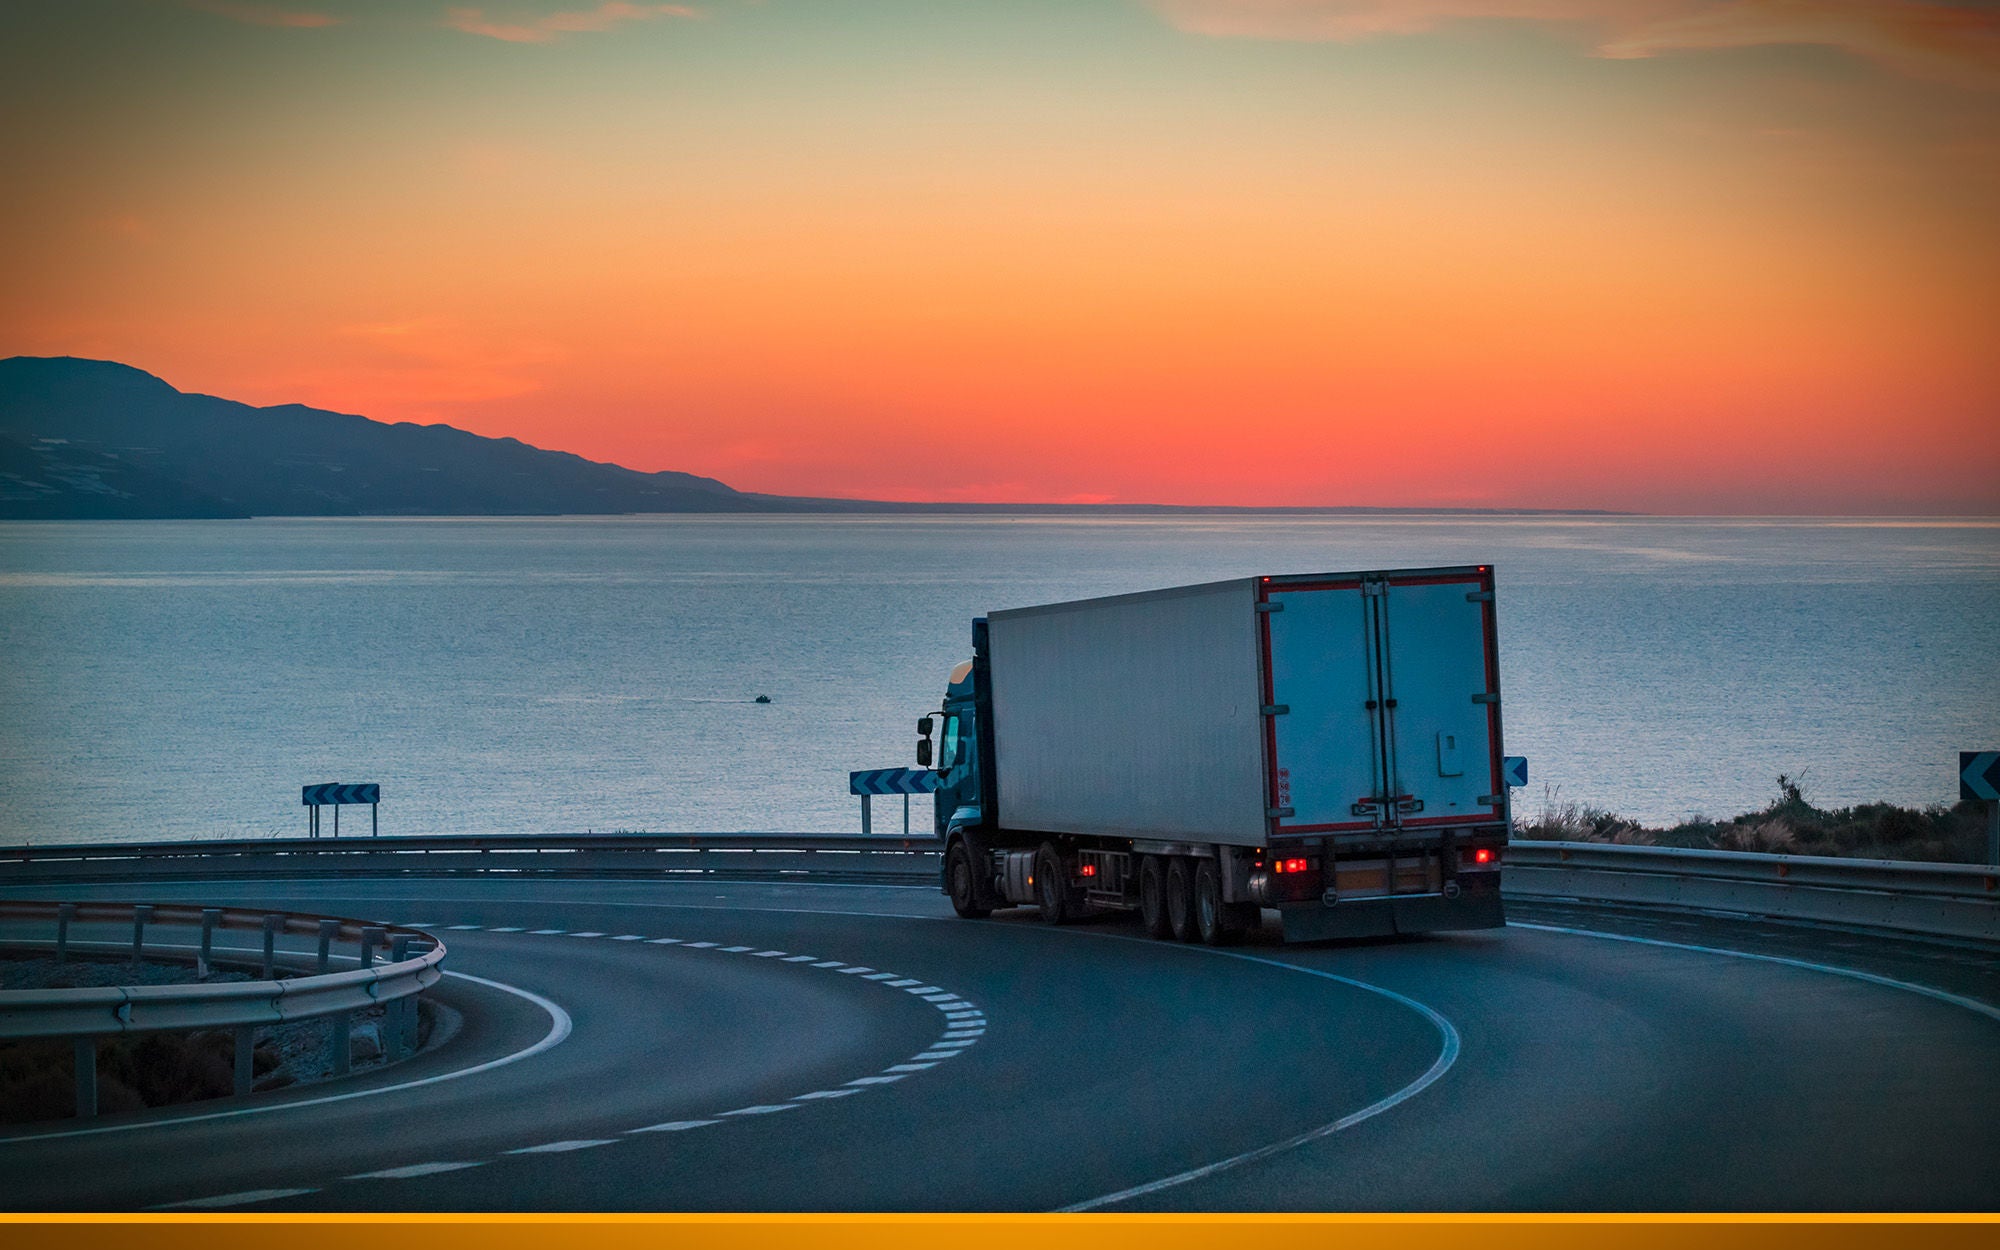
[1472,847,1494,864]
[1079,862,1096,877]
[1275,857,1308,874]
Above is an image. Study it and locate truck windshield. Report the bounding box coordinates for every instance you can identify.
[937,714,960,771]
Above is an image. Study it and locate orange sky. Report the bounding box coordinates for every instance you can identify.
[2,1,1996,511]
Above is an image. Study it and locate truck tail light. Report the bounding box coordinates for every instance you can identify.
[1079,862,1096,878]
[1275,858,1309,874]
[1469,847,1497,865]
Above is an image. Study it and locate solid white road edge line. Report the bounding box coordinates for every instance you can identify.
[1056,947,1463,1213]
[0,969,574,1146]
[1510,921,2000,1025]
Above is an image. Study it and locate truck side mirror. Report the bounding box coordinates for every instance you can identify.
[918,717,934,736]
[916,739,933,768]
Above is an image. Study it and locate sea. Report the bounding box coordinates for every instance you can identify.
[1,515,1995,846]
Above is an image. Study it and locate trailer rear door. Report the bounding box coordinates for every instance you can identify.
[1378,571,1502,827]
[1261,567,1501,835]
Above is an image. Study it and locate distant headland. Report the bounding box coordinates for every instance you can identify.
[0,357,1626,521]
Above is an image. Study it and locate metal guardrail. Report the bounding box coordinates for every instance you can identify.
[0,834,943,885]
[1503,841,1999,943]
[1,835,1994,943]
[0,901,445,1118]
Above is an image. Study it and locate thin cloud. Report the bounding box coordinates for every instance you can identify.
[1142,0,2000,89]
[443,2,698,44]
[184,0,340,27]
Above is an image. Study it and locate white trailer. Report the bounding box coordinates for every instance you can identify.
[922,565,1508,943]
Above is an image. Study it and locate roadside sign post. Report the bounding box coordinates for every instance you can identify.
[849,768,941,836]
[1501,756,1528,837]
[302,783,381,839]
[1962,752,2000,867]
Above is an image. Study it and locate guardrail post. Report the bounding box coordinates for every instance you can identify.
[261,914,280,979]
[317,919,339,973]
[1988,800,1998,868]
[56,902,75,963]
[328,1012,352,1076]
[360,926,385,969]
[130,904,154,968]
[388,936,412,1059]
[234,1024,255,1096]
[199,909,220,978]
[861,794,872,836]
[74,1038,98,1119]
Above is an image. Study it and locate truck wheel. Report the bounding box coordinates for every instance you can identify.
[1165,857,1198,942]
[1194,858,1241,946]
[1138,855,1171,939]
[1034,844,1076,924]
[945,839,991,919]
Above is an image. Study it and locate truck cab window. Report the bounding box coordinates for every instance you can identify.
[937,714,960,771]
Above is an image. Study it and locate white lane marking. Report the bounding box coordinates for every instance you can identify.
[845,1074,905,1086]
[446,924,483,931]
[627,1119,720,1133]
[792,1089,862,1100]
[837,966,874,974]
[1511,922,2000,1025]
[885,1062,936,1072]
[154,1188,317,1209]
[684,941,718,948]
[911,1052,960,1061]
[782,954,817,963]
[529,929,565,935]
[719,1104,800,1116]
[751,950,786,957]
[811,961,846,968]
[0,969,573,1146]
[611,934,647,942]
[646,938,681,944]
[940,1030,984,1040]
[885,978,923,988]
[1058,947,1461,1213]
[926,1040,977,1049]
[720,945,755,952]
[863,972,900,981]
[490,926,525,933]
[507,1139,617,1154]
[568,931,607,938]
[349,1161,486,1180]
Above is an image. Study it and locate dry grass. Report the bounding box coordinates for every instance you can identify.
[1515,777,1990,863]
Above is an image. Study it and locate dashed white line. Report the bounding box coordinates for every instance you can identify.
[836,966,874,974]
[646,937,681,944]
[811,960,845,968]
[490,926,525,933]
[792,1089,862,1100]
[751,950,786,957]
[611,934,646,941]
[845,1074,906,1086]
[529,928,565,935]
[719,1104,800,1116]
[720,945,755,952]
[155,1188,317,1209]
[508,1139,617,1154]
[863,972,900,981]
[627,1119,720,1134]
[445,924,483,931]
[885,1062,937,1073]
[569,931,606,938]
[911,1052,960,1061]
[684,941,718,948]
[349,1162,485,1180]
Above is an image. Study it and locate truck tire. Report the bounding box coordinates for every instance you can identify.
[1137,855,1171,939]
[1194,858,1242,946]
[945,839,991,919]
[1165,857,1198,942]
[1035,844,1076,925]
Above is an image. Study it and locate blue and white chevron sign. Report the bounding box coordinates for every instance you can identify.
[848,768,941,796]
[301,783,380,806]
[1502,756,1528,788]
[1961,752,2000,802]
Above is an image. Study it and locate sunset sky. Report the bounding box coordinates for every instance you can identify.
[2,1,1995,512]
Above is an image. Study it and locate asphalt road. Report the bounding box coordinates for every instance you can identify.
[1,876,1995,1212]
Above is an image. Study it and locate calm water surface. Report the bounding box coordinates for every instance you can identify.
[2,516,1996,844]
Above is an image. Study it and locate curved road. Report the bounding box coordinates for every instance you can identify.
[2,875,1996,1211]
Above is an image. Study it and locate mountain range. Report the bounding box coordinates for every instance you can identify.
[0,356,1616,519]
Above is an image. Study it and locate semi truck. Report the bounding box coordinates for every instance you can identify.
[914,565,1508,944]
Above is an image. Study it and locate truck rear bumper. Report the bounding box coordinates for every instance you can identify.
[1277,876,1504,942]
